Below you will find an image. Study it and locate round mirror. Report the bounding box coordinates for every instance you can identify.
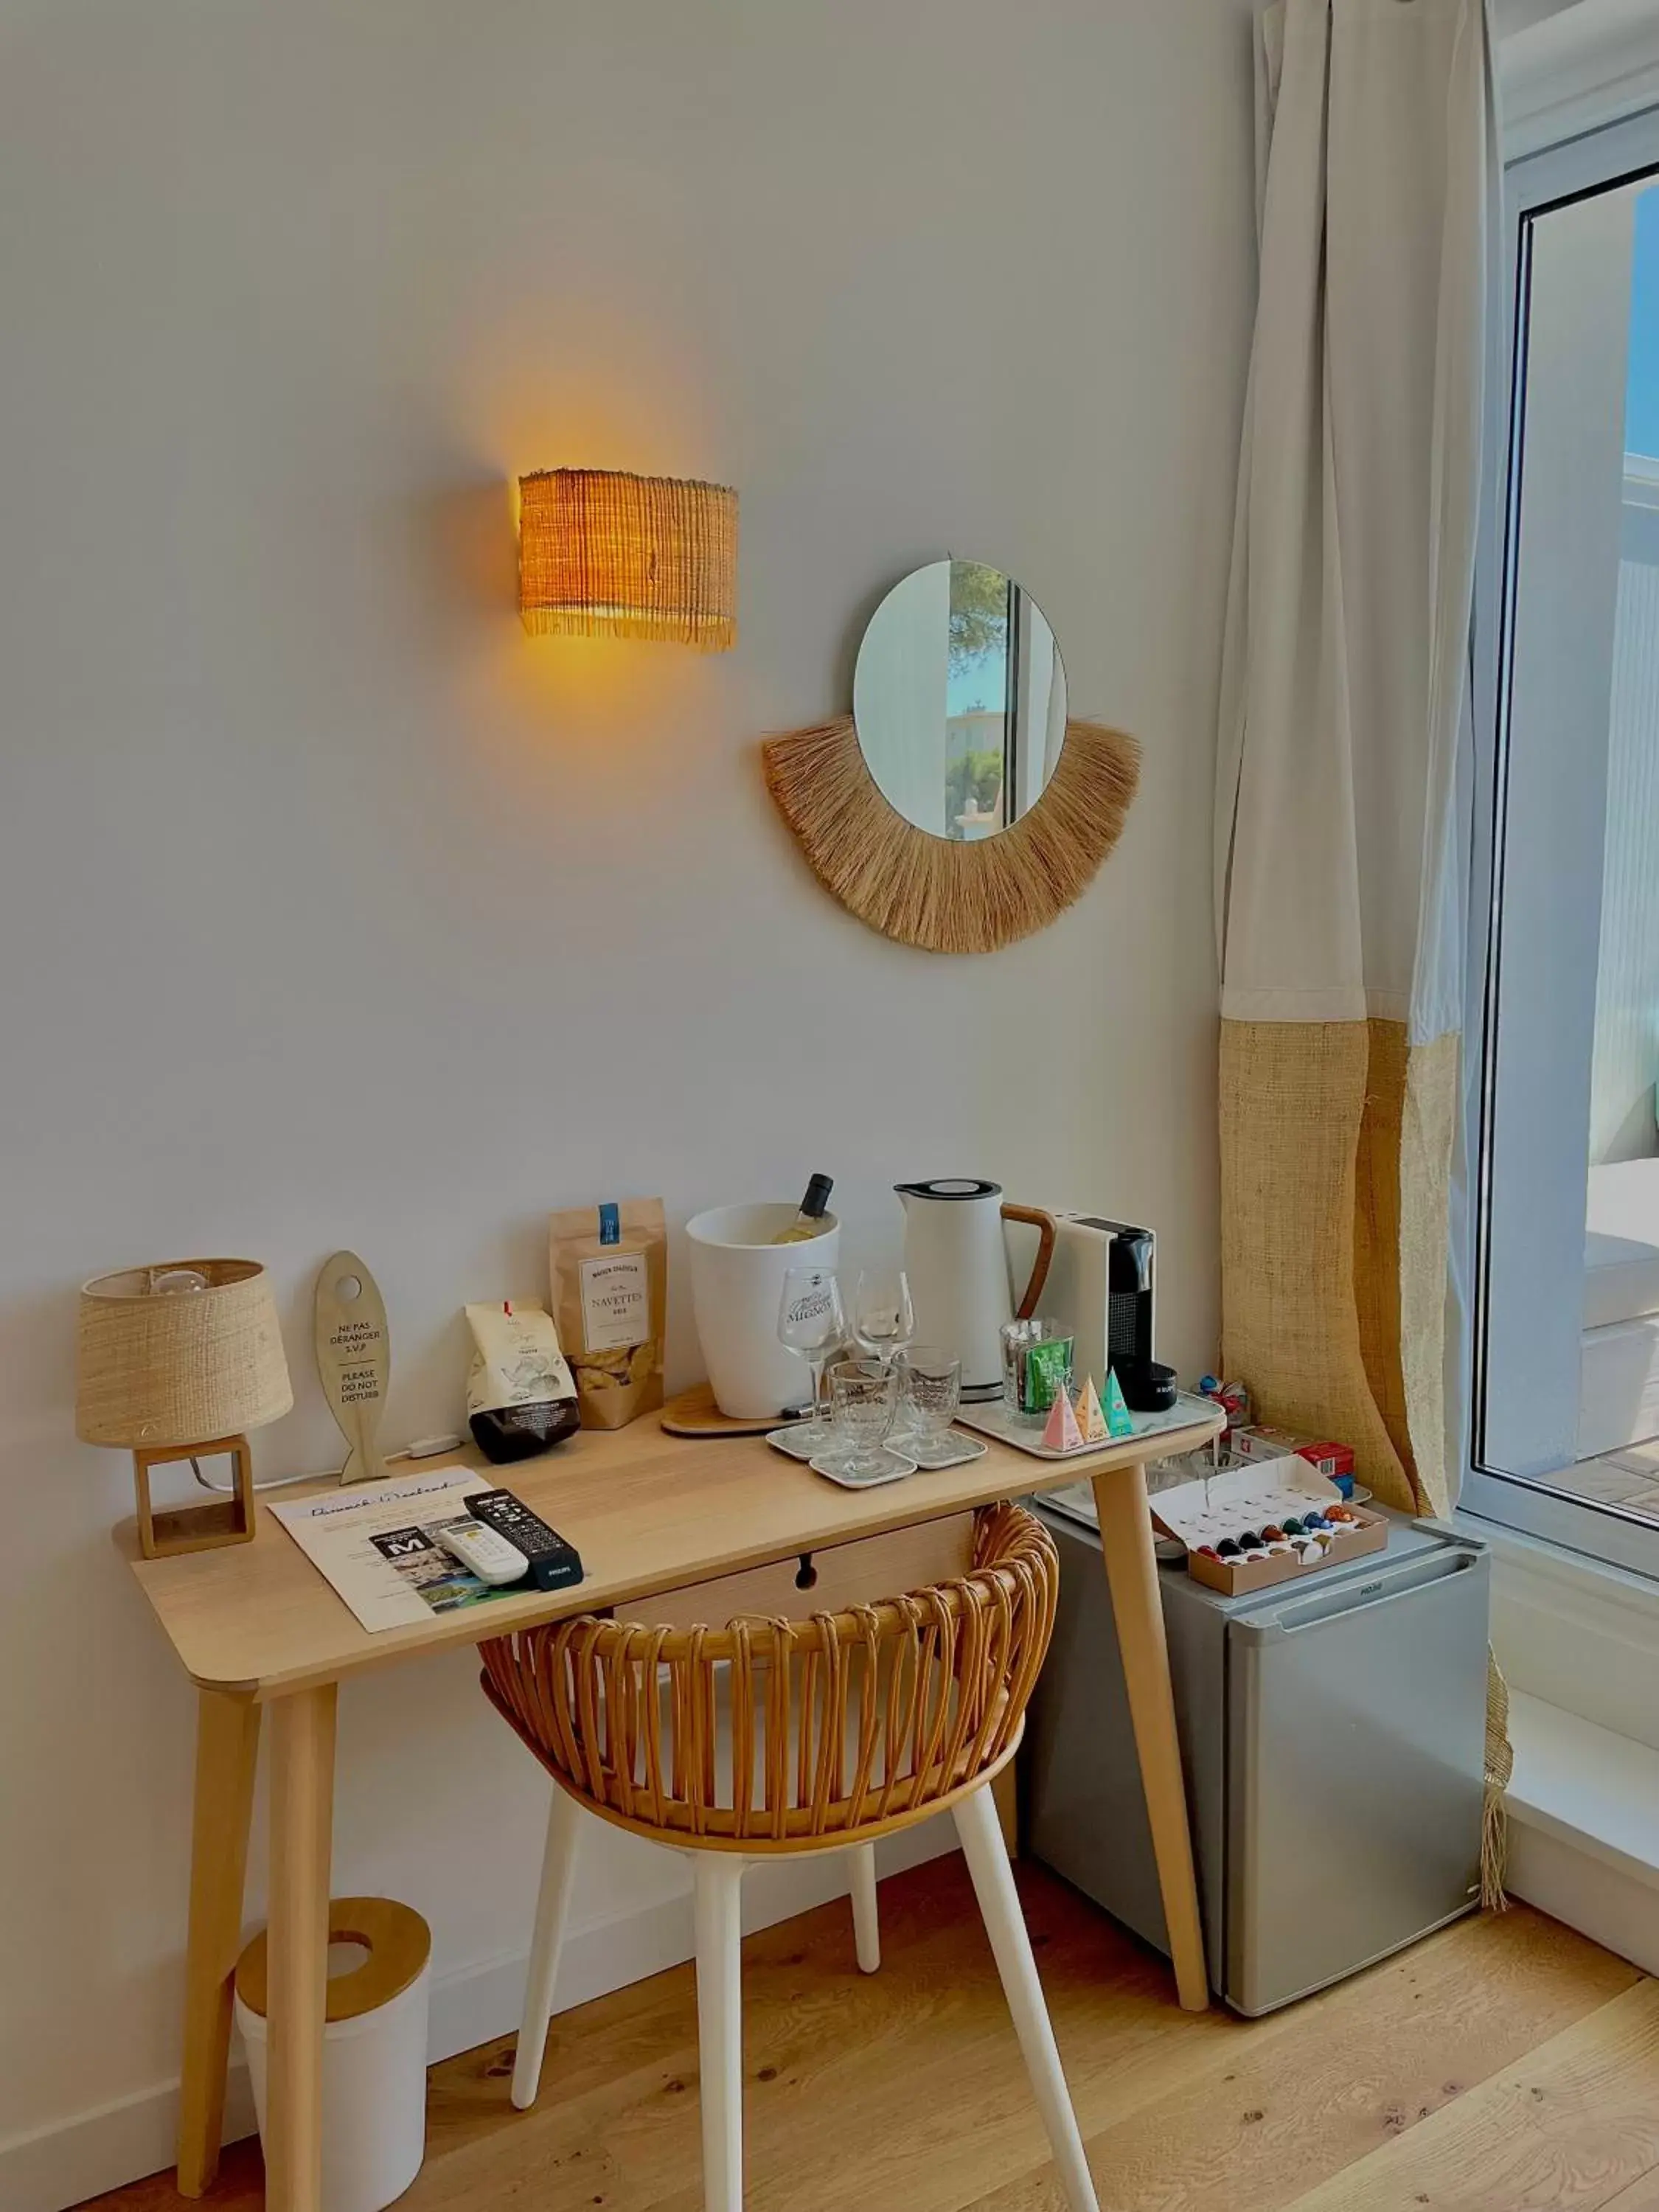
[852,560,1068,841]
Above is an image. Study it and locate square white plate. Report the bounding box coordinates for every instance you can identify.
[807,1449,918,1489]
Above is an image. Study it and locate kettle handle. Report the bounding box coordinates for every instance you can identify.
[1001,1205,1057,1321]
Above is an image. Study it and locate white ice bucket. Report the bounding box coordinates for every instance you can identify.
[686,1203,841,1420]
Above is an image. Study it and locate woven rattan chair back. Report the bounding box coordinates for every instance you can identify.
[481,1501,1057,1851]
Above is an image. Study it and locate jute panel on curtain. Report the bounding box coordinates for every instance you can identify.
[1220,1018,1458,1518]
[1214,0,1505,1902]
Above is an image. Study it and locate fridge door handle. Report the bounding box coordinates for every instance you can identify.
[1232,1551,1481,1644]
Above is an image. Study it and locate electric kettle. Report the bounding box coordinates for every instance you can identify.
[894,1180,1057,1399]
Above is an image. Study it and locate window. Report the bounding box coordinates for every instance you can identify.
[946,561,1015,841]
[1467,105,1659,1575]
[943,564,1065,841]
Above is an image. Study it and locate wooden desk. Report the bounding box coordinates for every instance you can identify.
[124,1408,1221,2212]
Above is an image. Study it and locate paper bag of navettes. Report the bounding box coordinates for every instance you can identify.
[549,1198,667,1429]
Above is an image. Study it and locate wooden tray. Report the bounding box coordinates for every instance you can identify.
[661,1383,805,1439]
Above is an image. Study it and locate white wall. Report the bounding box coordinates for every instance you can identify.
[0,1,1254,2198]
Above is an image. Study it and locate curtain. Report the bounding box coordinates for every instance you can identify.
[1214,0,1509,1893]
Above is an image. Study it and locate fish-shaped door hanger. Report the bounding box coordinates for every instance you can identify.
[314,1251,391,1483]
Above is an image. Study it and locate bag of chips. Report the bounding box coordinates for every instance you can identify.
[464,1299,581,1462]
[549,1198,667,1429]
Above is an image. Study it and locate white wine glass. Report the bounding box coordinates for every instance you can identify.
[852,1267,914,1371]
[776,1266,846,1450]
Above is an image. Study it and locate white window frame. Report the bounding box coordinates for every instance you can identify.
[1464,101,1659,1577]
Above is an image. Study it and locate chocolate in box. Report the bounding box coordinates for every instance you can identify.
[1150,1454,1386,1595]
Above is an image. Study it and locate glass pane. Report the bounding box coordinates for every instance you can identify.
[1591,187,1659,1172]
[1472,121,1659,1575]
[1571,183,1659,1520]
[945,560,1011,841]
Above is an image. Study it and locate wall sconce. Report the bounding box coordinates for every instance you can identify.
[518,467,737,650]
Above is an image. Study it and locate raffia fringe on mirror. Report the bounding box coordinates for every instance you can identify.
[762,716,1141,954]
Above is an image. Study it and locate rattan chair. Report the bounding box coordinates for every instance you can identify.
[480,1502,1098,2212]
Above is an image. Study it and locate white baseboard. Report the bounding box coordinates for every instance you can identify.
[1504,1689,1659,1975]
[1,1820,955,2212]
[1471,1531,1659,1972]
[1475,1514,1659,1751]
[0,2071,260,2212]
[1509,1821,1659,1975]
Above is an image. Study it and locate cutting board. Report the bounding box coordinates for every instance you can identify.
[661,1382,805,1439]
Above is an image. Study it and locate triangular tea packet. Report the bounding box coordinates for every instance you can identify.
[1076,1375,1109,1444]
[1043,1385,1085,1453]
[1103,1367,1136,1439]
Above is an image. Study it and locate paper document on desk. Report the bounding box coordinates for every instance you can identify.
[269,1465,513,1632]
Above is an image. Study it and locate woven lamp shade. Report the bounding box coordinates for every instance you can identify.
[77,1259,293,1448]
[518,468,737,649]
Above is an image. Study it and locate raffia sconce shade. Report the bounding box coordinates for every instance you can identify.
[518,468,737,649]
[77,1259,293,1448]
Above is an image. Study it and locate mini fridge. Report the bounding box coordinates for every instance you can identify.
[1024,1499,1491,2015]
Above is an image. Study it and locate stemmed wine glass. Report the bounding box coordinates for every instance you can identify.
[852,1267,914,1369]
[776,1265,846,1451]
[853,1267,915,1439]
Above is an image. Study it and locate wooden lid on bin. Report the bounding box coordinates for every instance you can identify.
[235,1896,430,2024]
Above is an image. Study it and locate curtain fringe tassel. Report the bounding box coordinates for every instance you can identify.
[1481,1648,1514,1912]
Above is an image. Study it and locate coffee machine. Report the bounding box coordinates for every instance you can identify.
[1041,1214,1166,1410]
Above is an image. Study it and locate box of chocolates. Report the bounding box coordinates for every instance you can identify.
[1150,1453,1385,1595]
[1231,1424,1356,1495]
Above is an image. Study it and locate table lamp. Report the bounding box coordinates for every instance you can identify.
[77,1259,293,1559]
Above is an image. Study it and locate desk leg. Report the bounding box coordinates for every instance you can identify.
[177,1689,262,2196]
[1091,1462,1209,2012]
[266,1686,337,2212]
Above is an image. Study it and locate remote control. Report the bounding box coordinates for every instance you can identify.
[465,1488,585,1591]
[434,1516,530,1587]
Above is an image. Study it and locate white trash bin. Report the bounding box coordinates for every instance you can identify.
[234,1897,431,2212]
[686,1202,841,1419]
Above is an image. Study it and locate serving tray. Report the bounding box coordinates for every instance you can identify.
[953,1390,1219,1461]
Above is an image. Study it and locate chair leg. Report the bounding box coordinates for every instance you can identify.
[953,1783,1100,2212]
[693,1856,745,2212]
[512,1784,582,2111]
[849,1841,880,1973]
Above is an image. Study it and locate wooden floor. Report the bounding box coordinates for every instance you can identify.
[86,1854,1659,2212]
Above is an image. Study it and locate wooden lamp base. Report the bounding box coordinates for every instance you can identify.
[133,1434,257,1560]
